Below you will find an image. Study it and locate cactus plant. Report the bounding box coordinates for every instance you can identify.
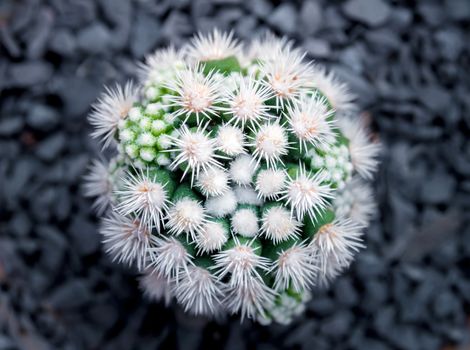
[84,30,380,324]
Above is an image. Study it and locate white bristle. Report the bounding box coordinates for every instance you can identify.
[309,219,364,286]
[255,168,287,200]
[139,270,173,306]
[115,169,170,231]
[165,66,222,125]
[231,208,259,237]
[173,265,223,316]
[205,190,238,218]
[215,124,246,156]
[286,94,335,151]
[196,167,230,197]
[280,165,334,221]
[260,206,301,243]
[233,185,263,206]
[195,220,229,254]
[229,154,258,186]
[337,116,381,179]
[271,244,317,292]
[83,159,112,215]
[89,82,139,148]
[147,236,192,280]
[168,124,224,185]
[100,212,155,271]
[185,29,241,62]
[220,74,273,128]
[166,198,207,240]
[250,123,289,168]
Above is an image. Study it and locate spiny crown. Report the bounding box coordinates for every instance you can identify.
[85,29,380,325]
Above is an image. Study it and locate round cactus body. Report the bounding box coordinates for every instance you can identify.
[85,30,380,324]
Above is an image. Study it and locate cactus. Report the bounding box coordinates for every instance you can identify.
[84,30,380,324]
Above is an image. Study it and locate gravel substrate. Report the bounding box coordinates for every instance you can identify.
[1,0,469,349]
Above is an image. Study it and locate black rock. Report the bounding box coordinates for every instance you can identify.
[68,217,100,256]
[8,61,53,87]
[235,16,258,39]
[47,279,92,310]
[362,280,388,311]
[355,252,386,279]
[35,133,66,161]
[0,26,21,58]
[26,7,54,59]
[434,27,465,62]
[8,211,32,237]
[87,302,119,331]
[77,23,112,54]
[328,65,377,107]
[49,29,77,57]
[26,104,59,131]
[246,0,273,19]
[388,7,412,32]
[387,325,420,350]
[333,277,359,307]
[303,38,331,59]
[161,11,192,43]
[445,0,470,21]
[31,186,56,222]
[52,187,72,221]
[433,291,461,319]
[53,76,100,118]
[308,296,335,316]
[99,0,131,24]
[0,116,24,136]
[37,225,67,272]
[267,3,297,34]
[299,1,322,35]
[130,11,161,58]
[342,0,391,27]
[417,3,446,26]
[420,171,456,203]
[63,154,89,183]
[320,311,353,338]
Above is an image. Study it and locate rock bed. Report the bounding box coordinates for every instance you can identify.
[1,0,469,349]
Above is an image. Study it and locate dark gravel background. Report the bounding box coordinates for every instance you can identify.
[1,0,470,349]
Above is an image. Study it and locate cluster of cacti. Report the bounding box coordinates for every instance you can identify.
[84,30,380,325]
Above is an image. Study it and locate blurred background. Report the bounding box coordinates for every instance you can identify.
[0,0,469,349]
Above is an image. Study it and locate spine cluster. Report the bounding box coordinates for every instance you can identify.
[85,30,380,324]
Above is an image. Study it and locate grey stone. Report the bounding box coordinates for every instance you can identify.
[435,27,465,61]
[320,311,353,338]
[77,23,111,54]
[342,0,391,27]
[0,116,24,136]
[47,279,92,310]
[299,1,322,35]
[26,104,59,131]
[26,7,54,59]
[8,61,53,87]
[49,29,77,57]
[267,4,297,34]
[36,133,66,161]
[9,212,32,237]
[69,217,100,256]
[0,26,21,57]
[303,38,331,59]
[445,0,470,21]
[420,171,456,203]
[246,0,273,19]
[418,3,446,26]
[99,0,131,24]
[130,11,160,58]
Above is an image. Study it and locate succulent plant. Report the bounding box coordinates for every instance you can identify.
[84,30,380,325]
